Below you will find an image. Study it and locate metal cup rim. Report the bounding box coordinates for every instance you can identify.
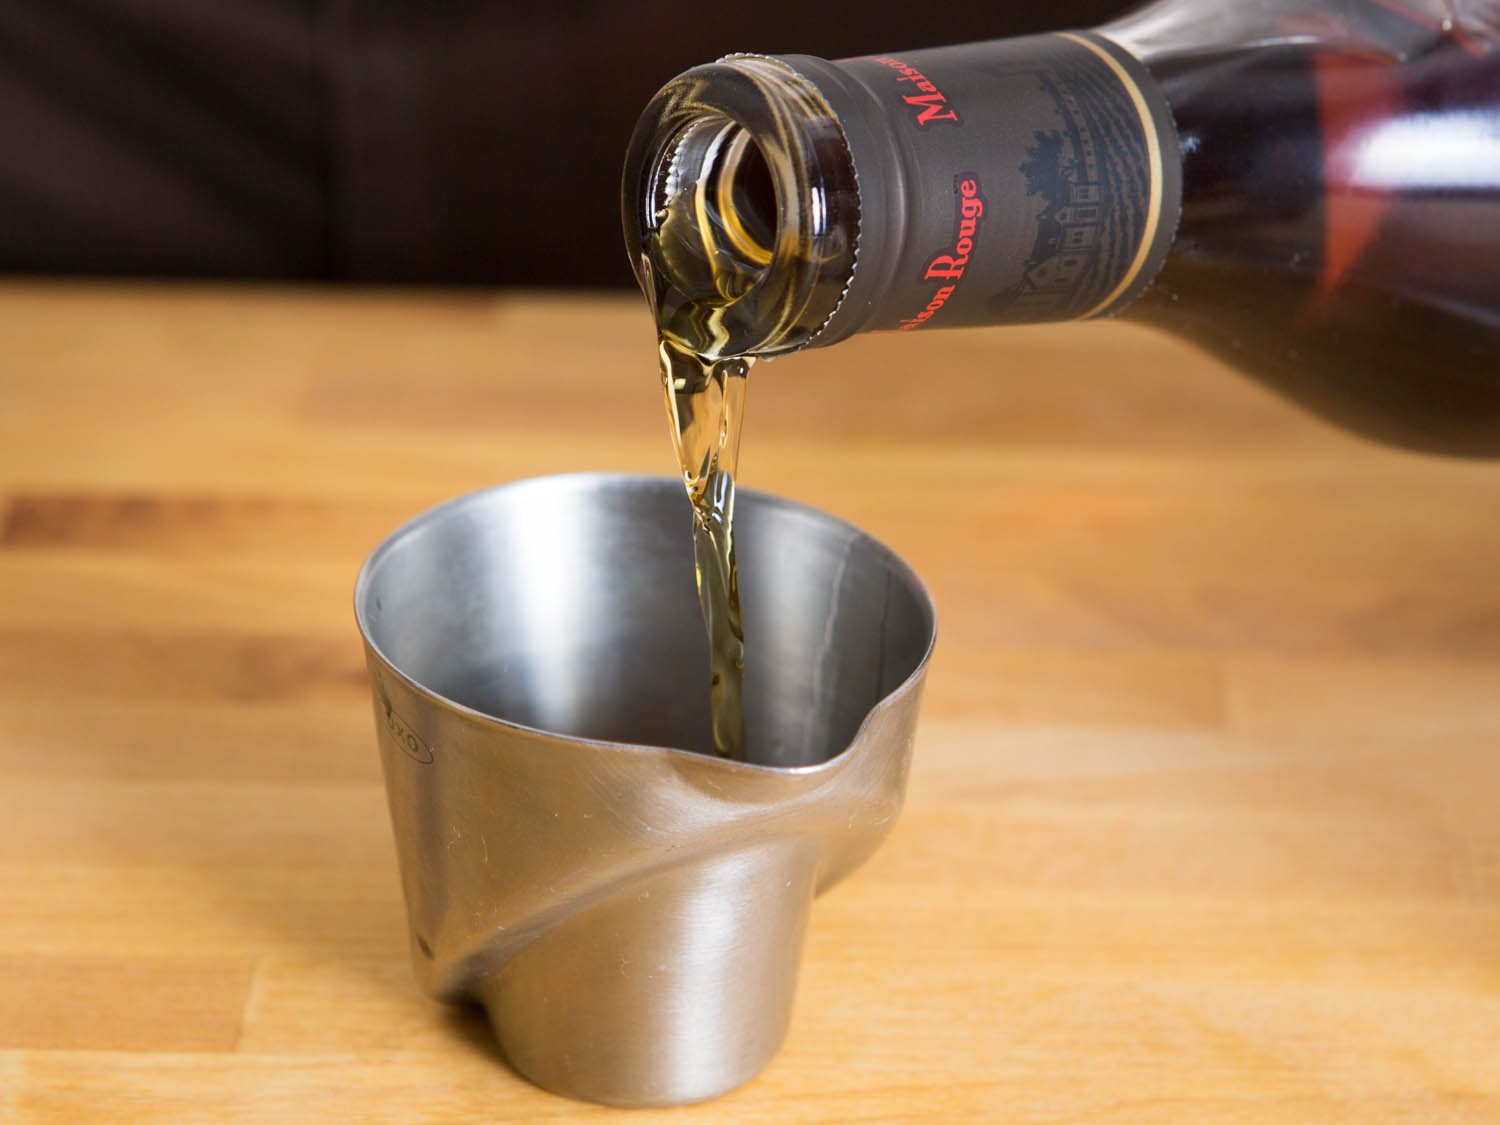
[352,471,937,776]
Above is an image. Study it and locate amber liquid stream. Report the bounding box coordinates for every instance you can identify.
[657,336,754,760]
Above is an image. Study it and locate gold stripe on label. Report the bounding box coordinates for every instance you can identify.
[1055,31,1166,319]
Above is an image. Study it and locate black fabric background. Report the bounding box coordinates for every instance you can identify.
[0,1,1135,285]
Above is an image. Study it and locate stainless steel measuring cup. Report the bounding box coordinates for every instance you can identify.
[354,473,937,1106]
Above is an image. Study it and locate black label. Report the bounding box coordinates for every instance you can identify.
[840,32,1181,330]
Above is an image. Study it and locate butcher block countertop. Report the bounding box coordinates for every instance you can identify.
[1,282,1497,1123]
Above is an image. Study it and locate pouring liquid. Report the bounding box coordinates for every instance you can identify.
[658,336,754,760]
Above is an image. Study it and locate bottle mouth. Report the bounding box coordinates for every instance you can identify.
[622,55,859,359]
[653,113,779,302]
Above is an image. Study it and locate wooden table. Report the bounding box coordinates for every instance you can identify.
[2,283,1497,1122]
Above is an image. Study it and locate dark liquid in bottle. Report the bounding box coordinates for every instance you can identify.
[1131,30,1500,453]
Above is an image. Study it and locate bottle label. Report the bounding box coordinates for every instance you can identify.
[840,32,1182,329]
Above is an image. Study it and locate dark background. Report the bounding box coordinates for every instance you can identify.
[0,0,1135,286]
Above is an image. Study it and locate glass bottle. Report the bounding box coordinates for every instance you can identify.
[623,0,1500,454]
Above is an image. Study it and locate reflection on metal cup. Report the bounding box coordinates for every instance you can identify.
[354,473,937,1106]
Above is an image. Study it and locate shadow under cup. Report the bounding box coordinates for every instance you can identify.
[354,473,936,1106]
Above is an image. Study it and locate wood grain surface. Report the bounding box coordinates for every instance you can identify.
[1,282,1497,1122]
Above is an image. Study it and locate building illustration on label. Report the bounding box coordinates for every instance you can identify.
[1020,128,1102,287]
[989,57,1152,322]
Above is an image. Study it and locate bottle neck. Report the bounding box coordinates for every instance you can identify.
[622,55,861,360]
[624,34,1184,351]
